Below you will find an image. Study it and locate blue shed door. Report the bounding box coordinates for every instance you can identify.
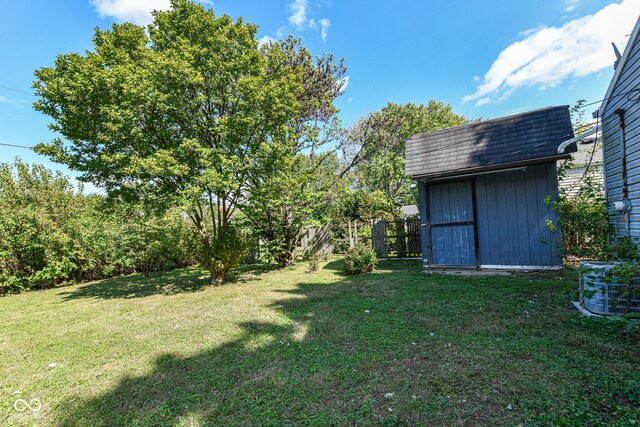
[428,181,477,266]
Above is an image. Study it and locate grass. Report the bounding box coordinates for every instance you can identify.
[0,259,638,426]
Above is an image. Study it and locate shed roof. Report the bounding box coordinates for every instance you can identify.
[405,105,576,179]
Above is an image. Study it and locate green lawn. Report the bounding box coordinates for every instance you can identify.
[0,260,638,426]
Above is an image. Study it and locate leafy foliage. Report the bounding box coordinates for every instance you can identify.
[343,243,378,275]
[0,160,196,295]
[200,222,252,284]
[240,38,347,267]
[547,99,609,260]
[546,178,609,260]
[336,189,398,223]
[343,101,468,205]
[33,0,300,281]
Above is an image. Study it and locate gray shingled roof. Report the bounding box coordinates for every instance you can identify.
[405,105,576,179]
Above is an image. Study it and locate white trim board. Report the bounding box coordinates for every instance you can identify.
[479,265,562,271]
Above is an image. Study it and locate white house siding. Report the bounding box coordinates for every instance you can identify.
[602,30,640,238]
[559,140,604,198]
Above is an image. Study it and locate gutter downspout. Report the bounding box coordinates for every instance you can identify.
[614,108,631,236]
[557,125,600,154]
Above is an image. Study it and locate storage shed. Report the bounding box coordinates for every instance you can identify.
[598,16,640,239]
[406,106,576,270]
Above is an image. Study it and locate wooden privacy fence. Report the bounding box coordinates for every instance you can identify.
[372,217,421,258]
[298,224,333,260]
[245,220,419,263]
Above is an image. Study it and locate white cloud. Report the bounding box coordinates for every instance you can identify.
[90,0,213,25]
[288,0,308,28]
[319,18,330,41]
[463,0,640,106]
[0,96,21,107]
[563,0,579,13]
[339,75,350,93]
[285,0,330,40]
[258,35,274,47]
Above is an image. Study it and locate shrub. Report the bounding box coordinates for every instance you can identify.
[201,223,252,284]
[308,255,320,273]
[0,160,198,295]
[343,243,378,275]
[547,191,609,260]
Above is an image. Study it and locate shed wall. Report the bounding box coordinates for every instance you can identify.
[420,163,561,269]
[602,34,640,238]
[474,164,561,267]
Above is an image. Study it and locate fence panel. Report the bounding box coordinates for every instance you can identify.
[299,225,333,260]
[372,217,421,258]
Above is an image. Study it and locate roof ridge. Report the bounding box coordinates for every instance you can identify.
[408,105,570,141]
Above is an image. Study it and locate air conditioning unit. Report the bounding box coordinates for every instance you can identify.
[579,261,640,316]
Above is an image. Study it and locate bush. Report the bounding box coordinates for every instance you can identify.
[308,255,320,273]
[201,223,252,284]
[548,191,609,260]
[343,243,378,275]
[547,112,609,261]
[0,160,197,295]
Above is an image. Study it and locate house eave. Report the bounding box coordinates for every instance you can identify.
[599,16,640,115]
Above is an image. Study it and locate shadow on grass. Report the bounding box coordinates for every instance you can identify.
[58,271,415,426]
[322,258,422,274]
[56,266,640,426]
[59,263,278,301]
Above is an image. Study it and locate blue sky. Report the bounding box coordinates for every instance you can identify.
[1,0,638,190]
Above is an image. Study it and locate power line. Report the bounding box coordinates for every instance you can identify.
[0,85,35,97]
[0,142,35,149]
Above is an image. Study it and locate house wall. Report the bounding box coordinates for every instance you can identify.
[558,140,604,198]
[602,34,640,239]
[419,163,561,269]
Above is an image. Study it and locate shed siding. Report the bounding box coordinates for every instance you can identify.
[418,182,430,265]
[602,33,640,238]
[420,163,561,269]
[428,181,476,265]
[474,164,561,267]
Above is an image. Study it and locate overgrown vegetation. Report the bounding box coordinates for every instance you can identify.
[548,100,609,261]
[1,261,637,426]
[547,168,609,260]
[343,243,378,274]
[0,160,196,295]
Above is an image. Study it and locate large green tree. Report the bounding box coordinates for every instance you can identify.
[344,101,468,205]
[34,0,300,281]
[240,38,347,267]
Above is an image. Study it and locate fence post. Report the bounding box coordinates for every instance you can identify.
[396,219,407,257]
